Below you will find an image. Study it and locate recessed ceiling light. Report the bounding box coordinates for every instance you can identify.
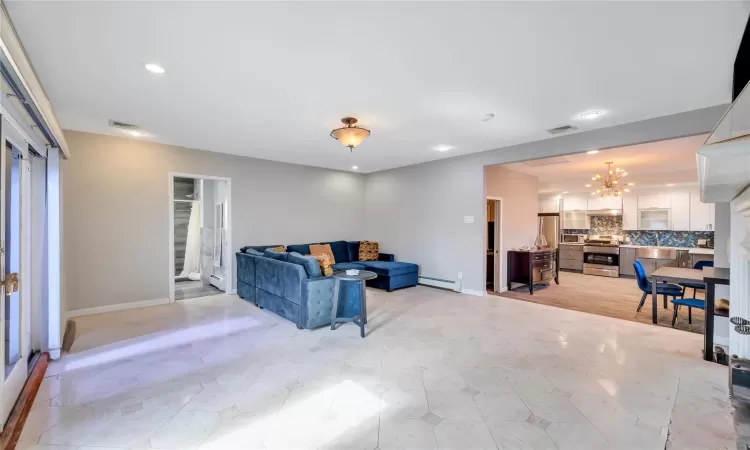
[432,144,455,152]
[145,63,165,74]
[481,113,496,122]
[580,110,604,120]
[627,182,634,186]
[585,184,592,188]
[126,130,144,137]
[666,183,675,187]
[351,165,358,170]
[561,191,569,194]
[586,150,599,154]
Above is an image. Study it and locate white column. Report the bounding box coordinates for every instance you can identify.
[47,147,61,359]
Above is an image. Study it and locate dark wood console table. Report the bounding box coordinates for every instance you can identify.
[507,249,559,294]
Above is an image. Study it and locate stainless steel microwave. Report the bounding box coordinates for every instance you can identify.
[561,234,586,244]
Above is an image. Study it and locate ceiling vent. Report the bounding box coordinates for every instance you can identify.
[523,156,572,167]
[546,125,578,135]
[108,119,140,131]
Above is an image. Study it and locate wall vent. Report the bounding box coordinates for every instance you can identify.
[546,125,578,135]
[523,156,571,167]
[108,119,140,131]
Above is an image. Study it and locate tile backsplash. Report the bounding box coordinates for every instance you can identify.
[563,214,714,247]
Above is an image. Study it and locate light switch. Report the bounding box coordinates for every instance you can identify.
[464,216,475,224]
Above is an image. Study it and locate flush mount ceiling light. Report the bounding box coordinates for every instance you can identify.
[432,144,455,152]
[144,63,165,74]
[586,150,599,154]
[351,165,358,170]
[580,110,604,120]
[330,117,370,152]
[590,161,630,197]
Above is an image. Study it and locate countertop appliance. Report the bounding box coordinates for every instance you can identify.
[561,233,586,244]
[583,235,620,277]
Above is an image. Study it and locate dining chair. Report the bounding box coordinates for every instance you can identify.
[670,297,706,328]
[678,260,714,299]
[634,260,683,316]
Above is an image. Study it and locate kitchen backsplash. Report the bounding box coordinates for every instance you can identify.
[563,215,714,248]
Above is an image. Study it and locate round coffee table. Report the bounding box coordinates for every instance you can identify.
[330,270,377,338]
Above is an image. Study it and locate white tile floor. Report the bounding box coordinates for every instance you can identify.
[19,287,734,450]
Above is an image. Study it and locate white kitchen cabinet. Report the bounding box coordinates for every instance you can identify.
[622,195,638,230]
[587,196,622,211]
[638,194,672,209]
[539,197,560,213]
[670,193,691,231]
[690,193,716,231]
[639,209,671,230]
[562,211,589,229]
[562,196,587,212]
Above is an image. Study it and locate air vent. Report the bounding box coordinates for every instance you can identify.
[108,120,140,131]
[546,125,578,135]
[523,156,571,167]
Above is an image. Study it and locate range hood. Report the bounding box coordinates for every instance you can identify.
[586,209,622,216]
[697,81,750,203]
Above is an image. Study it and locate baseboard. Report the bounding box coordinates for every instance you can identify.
[230,289,237,294]
[493,287,508,294]
[66,298,170,318]
[461,288,486,297]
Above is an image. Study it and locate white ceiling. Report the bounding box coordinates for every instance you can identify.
[5,1,748,173]
[502,134,709,194]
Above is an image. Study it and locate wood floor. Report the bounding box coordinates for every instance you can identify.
[495,271,705,334]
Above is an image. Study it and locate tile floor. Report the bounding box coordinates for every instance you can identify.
[19,287,734,450]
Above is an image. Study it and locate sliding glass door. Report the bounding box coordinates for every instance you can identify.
[0,115,28,426]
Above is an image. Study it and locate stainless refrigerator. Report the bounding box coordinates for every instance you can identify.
[538,214,560,249]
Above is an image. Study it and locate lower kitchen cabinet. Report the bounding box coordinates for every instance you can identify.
[619,247,636,276]
[636,257,677,276]
[559,244,583,272]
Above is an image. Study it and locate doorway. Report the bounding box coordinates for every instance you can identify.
[168,173,232,302]
[486,198,502,294]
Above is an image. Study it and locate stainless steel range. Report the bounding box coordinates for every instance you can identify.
[583,235,621,278]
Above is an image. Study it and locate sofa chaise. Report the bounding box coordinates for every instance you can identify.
[236,240,418,329]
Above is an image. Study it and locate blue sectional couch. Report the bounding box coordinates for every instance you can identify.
[236,240,418,329]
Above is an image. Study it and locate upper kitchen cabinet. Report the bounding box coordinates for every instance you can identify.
[689,193,716,231]
[622,195,638,230]
[670,193,691,231]
[561,196,587,211]
[587,196,622,211]
[539,196,560,213]
[638,194,672,209]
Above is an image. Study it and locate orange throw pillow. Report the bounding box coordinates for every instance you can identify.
[314,254,333,277]
[267,246,286,252]
[359,241,379,261]
[309,243,335,264]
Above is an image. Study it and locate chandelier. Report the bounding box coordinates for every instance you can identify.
[330,117,370,152]
[589,161,630,197]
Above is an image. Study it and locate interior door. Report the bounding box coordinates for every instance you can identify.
[0,115,27,427]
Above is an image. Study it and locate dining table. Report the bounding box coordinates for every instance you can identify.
[650,266,712,360]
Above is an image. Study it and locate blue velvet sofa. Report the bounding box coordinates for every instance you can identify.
[236,240,418,329]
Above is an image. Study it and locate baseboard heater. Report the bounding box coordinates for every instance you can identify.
[419,276,460,292]
[209,274,226,291]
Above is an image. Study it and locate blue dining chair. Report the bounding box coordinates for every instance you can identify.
[634,260,683,316]
[670,297,705,328]
[678,260,714,299]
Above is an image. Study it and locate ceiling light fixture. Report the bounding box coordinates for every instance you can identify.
[585,184,592,188]
[432,144,455,152]
[144,63,165,74]
[666,183,675,187]
[126,130,144,137]
[561,191,569,194]
[586,150,599,154]
[589,161,629,197]
[580,110,604,120]
[352,165,358,170]
[627,182,634,186]
[330,117,370,152]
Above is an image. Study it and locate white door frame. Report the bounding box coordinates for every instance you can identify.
[168,172,232,302]
[487,196,505,294]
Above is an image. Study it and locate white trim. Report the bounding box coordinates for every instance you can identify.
[168,172,233,303]
[461,288,486,297]
[229,289,237,295]
[486,196,504,294]
[66,298,170,318]
[49,348,61,360]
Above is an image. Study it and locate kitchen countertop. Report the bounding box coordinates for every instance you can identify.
[618,244,714,255]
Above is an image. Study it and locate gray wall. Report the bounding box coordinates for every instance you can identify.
[365,105,727,293]
[62,131,366,312]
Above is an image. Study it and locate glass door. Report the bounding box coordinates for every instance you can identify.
[0,116,28,426]
[638,209,671,231]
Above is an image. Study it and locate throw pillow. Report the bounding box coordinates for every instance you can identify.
[309,243,336,264]
[359,241,379,261]
[267,246,286,252]
[314,253,333,277]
